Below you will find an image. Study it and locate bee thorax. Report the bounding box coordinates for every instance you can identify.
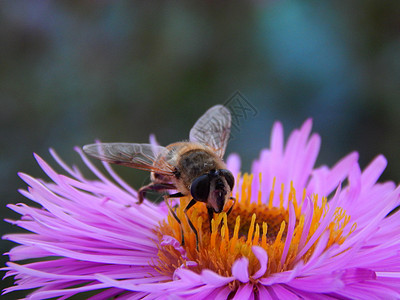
[177,149,224,187]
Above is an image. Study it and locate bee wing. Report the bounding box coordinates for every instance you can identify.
[189,105,231,158]
[82,143,174,175]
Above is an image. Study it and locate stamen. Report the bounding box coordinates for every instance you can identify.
[261,222,268,248]
[210,218,217,248]
[279,183,284,208]
[230,216,240,253]
[253,224,260,246]
[268,177,276,209]
[258,173,262,206]
[247,213,256,245]
[274,221,286,248]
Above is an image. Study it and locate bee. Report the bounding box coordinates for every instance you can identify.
[83,105,235,247]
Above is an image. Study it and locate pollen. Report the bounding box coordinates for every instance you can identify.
[154,173,356,280]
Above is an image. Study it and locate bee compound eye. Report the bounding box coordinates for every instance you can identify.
[220,169,234,190]
[190,174,210,202]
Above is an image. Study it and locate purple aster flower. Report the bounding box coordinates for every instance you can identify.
[3,119,400,299]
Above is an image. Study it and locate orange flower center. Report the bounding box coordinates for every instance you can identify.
[154,173,356,281]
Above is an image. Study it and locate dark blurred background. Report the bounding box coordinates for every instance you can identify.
[1,1,399,297]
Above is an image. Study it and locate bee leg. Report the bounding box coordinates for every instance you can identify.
[165,196,185,246]
[226,196,236,216]
[138,183,176,204]
[184,199,199,251]
[207,206,214,232]
[168,192,185,198]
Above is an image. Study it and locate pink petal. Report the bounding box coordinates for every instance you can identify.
[286,273,344,293]
[22,283,111,300]
[161,235,188,260]
[341,268,376,284]
[295,133,320,188]
[361,155,387,191]
[298,197,313,250]
[259,262,304,286]
[226,153,241,176]
[201,270,233,286]
[299,231,330,273]
[232,257,249,283]
[214,287,233,300]
[296,185,341,260]
[252,246,268,279]
[232,284,254,300]
[346,161,362,204]
[257,284,274,300]
[149,134,159,146]
[281,201,296,266]
[268,284,300,298]
[173,268,203,284]
[325,151,359,194]
[336,282,400,300]
[270,121,284,158]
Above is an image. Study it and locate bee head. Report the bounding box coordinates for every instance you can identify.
[190,169,234,213]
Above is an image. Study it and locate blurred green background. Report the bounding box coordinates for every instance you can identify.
[1,1,399,297]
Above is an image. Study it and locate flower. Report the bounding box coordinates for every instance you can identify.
[3,119,400,299]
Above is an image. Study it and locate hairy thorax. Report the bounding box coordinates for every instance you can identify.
[166,143,226,195]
